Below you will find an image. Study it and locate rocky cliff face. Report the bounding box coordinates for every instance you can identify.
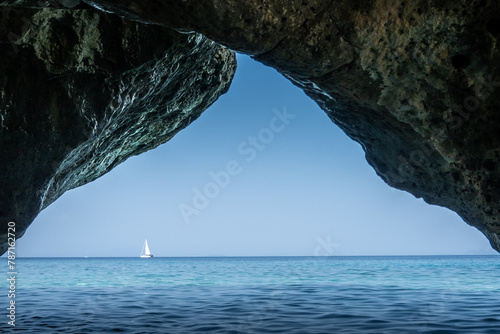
[0,6,236,253]
[81,0,500,251]
[1,0,499,253]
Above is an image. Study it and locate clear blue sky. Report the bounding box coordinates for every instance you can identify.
[16,54,497,257]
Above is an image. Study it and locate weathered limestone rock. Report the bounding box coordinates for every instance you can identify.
[1,0,499,253]
[81,0,500,251]
[0,6,236,253]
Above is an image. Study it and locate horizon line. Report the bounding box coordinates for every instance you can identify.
[8,254,499,258]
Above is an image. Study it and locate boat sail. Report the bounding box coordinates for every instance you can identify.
[140,239,153,258]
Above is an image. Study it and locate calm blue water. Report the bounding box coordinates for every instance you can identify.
[2,256,500,333]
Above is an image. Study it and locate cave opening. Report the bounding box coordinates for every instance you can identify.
[15,55,494,258]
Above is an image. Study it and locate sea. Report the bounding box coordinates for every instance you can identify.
[2,256,500,333]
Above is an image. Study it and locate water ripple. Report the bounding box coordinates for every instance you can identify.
[3,256,500,333]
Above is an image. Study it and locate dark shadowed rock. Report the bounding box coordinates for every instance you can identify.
[0,7,236,253]
[1,0,500,253]
[80,0,500,251]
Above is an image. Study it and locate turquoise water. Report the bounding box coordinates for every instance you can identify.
[2,256,500,333]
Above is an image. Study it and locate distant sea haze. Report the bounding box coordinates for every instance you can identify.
[6,256,500,333]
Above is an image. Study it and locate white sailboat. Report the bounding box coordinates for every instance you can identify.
[140,239,153,258]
